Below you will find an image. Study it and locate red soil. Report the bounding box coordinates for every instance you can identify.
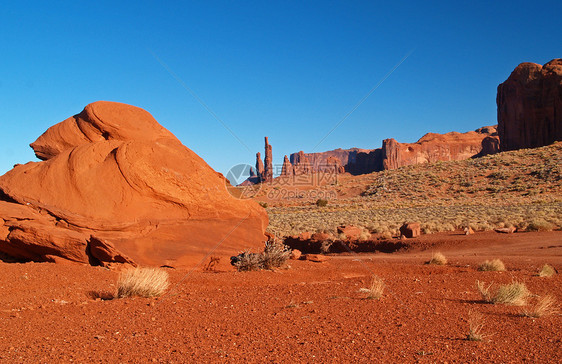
[0,231,560,362]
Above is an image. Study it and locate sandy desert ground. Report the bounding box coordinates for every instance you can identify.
[1,230,560,362]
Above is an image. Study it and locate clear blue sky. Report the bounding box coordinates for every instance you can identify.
[1,1,560,177]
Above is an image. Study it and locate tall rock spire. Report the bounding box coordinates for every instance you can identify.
[264,137,273,182]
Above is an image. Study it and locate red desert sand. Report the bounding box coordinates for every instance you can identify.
[0,231,560,362]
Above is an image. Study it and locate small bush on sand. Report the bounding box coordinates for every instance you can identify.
[117,267,169,298]
[359,275,385,300]
[426,252,447,265]
[261,241,291,269]
[478,259,506,272]
[476,280,530,306]
[476,280,493,302]
[526,219,555,231]
[520,295,558,318]
[316,198,328,207]
[231,241,291,271]
[538,264,556,277]
[466,310,487,342]
[230,251,263,271]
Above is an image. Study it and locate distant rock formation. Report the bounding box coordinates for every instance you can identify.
[281,155,293,176]
[255,152,264,181]
[497,59,562,151]
[291,151,312,175]
[264,137,273,182]
[287,126,498,175]
[0,101,268,267]
[380,127,498,170]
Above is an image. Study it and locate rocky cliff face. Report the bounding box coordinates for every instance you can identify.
[286,126,498,175]
[380,127,498,170]
[497,59,562,151]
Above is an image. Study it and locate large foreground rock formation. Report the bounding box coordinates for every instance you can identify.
[497,59,562,151]
[0,101,268,267]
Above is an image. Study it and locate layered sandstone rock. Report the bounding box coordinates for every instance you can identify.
[287,126,497,175]
[0,101,268,267]
[380,127,497,170]
[497,59,562,151]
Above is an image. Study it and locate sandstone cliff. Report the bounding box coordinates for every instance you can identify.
[497,59,562,150]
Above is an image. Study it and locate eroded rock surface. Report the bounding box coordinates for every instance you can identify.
[0,101,268,267]
[497,59,562,151]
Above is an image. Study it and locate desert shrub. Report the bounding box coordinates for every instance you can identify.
[538,264,556,277]
[426,252,447,265]
[466,310,487,342]
[231,241,291,271]
[476,280,530,306]
[478,259,506,272]
[261,241,291,269]
[231,251,263,271]
[359,275,385,300]
[359,228,372,241]
[520,295,558,318]
[526,219,555,231]
[316,198,328,207]
[476,281,493,302]
[117,267,169,298]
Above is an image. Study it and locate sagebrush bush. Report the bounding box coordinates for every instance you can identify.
[316,199,328,207]
[117,267,169,298]
[231,251,263,271]
[466,310,487,342]
[231,241,291,271]
[261,241,291,269]
[478,259,506,272]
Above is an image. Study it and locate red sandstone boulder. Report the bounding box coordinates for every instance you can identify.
[290,249,302,260]
[399,222,421,239]
[303,254,329,263]
[337,225,362,240]
[0,101,268,267]
[495,227,516,234]
[497,59,562,151]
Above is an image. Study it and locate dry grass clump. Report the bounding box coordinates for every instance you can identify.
[426,252,447,265]
[538,264,556,277]
[117,267,169,298]
[520,295,558,318]
[476,280,531,306]
[466,310,488,342]
[359,275,385,300]
[478,259,506,272]
[231,241,291,271]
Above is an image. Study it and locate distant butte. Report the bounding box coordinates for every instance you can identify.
[497,58,562,151]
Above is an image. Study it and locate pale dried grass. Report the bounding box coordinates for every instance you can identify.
[520,295,558,318]
[117,267,169,298]
[478,259,506,272]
